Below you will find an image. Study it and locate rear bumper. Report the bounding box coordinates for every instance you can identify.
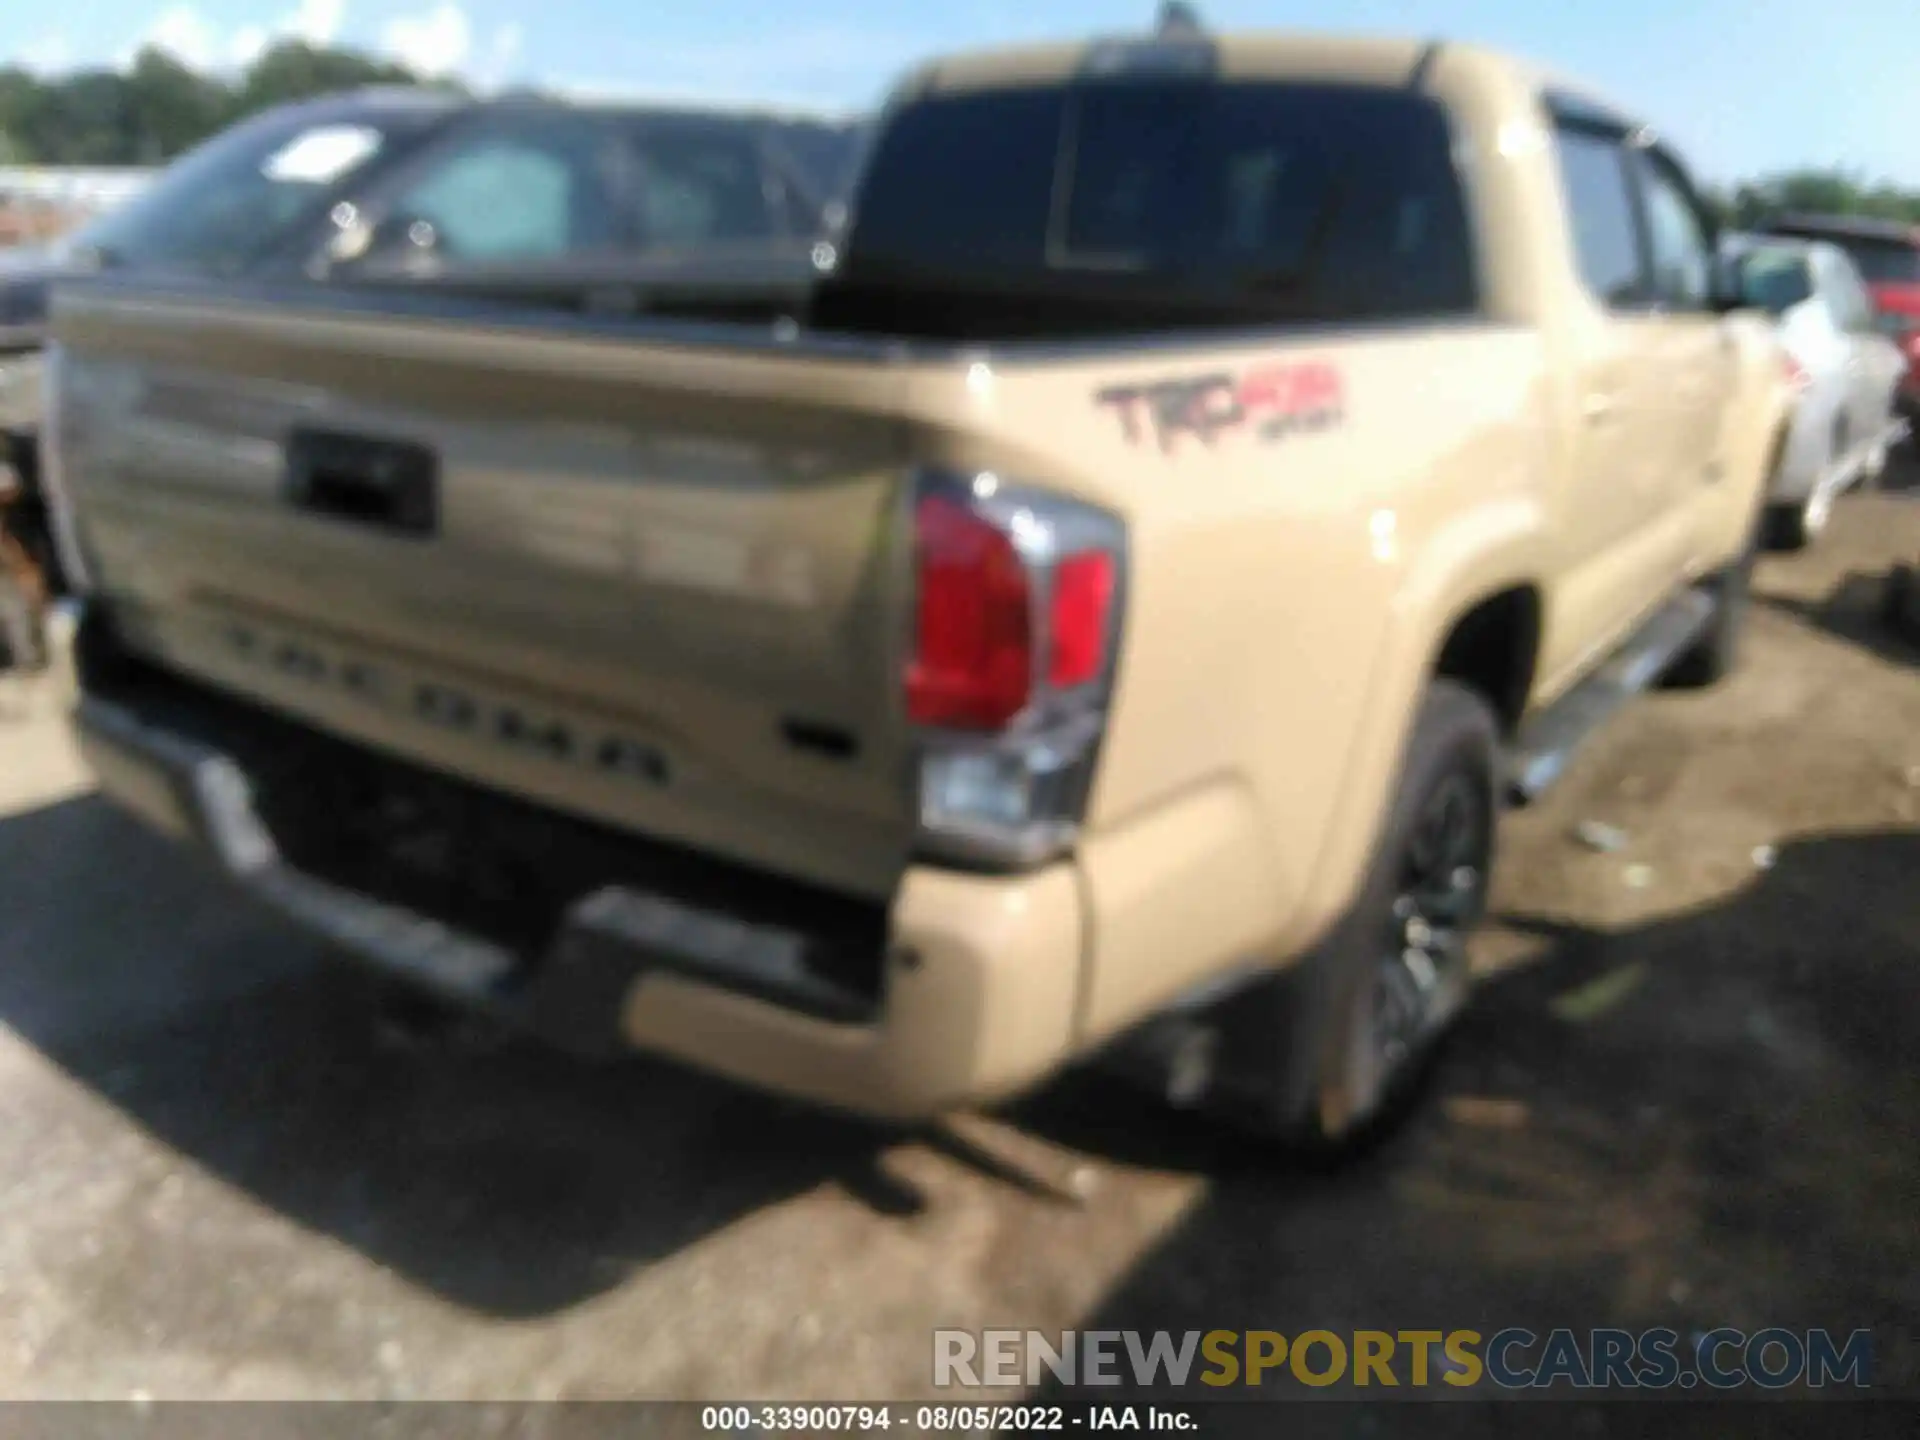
[60,613,1086,1122]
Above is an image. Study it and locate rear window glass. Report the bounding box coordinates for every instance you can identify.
[628,122,781,246]
[1834,239,1920,287]
[766,119,870,215]
[1735,246,1814,313]
[1760,225,1920,286]
[817,80,1479,339]
[75,107,436,274]
[847,88,1060,275]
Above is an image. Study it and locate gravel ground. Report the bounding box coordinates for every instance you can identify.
[1,464,1917,1410]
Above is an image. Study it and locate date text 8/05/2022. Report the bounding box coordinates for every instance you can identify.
[700,1405,1195,1432]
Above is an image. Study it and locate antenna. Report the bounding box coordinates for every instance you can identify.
[1156,2,1204,37]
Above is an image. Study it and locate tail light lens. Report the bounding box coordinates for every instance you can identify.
[906,493,1032,729]
[1047,551,1116,689]
[905,471,1127,869]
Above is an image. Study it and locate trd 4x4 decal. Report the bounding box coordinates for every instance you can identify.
[1096,361,1346,451]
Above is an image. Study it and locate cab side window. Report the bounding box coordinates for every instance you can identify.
[1635,152,1713,310]
[629,126,782,247]
[1553,126,1646,308]
[379,116,625,262]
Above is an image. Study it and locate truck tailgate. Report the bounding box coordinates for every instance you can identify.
[53,284,916,899]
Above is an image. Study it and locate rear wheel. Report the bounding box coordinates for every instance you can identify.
[1764,493,1822,552]
[1252,681,1498,1148]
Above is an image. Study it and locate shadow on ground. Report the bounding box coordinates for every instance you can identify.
[1021,827,1920,1413]
[6,802,1920,1391]
[1751,450,1920,666]
[0,793,920,1319]
[1758,569,1920,668]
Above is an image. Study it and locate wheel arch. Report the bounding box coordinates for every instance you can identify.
[1287,501,1547,958]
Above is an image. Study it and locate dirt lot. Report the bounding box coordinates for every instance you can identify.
[1,465,1917,1410]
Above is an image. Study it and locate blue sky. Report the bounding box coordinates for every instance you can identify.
[5,0,1918,185]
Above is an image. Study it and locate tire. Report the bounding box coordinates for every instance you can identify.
[1764,499,1817,553]
[1886,565,1920,641]
[1668,495,1765,689]
[1226,680,1499,1150]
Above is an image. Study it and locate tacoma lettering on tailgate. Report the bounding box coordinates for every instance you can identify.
[222,622,673,786]
[1096,361,1346,452]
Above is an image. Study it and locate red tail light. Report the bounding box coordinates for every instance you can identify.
[1047,551,1115,689]
[907,493,1033,729]
[904,471,1127,867]
[907,488,1122,729]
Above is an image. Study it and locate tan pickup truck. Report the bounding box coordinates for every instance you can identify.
[42,27,1792,1144]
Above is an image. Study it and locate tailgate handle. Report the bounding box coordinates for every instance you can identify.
[285,428,439,537]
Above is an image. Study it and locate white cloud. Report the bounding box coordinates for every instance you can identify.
[228,24,270,67]
[144,5,222,71]
[288,0,345,47]
[122,0,349,75]
[380,2,472,77]
[469,21,524,89]
[19,33,73,74]
[557,29,921,114]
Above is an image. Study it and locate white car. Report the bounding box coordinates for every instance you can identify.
[1725,233,1910,548]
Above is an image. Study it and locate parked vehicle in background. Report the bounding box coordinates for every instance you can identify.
[0,458,47,669]
[0,87,859,664]
[2,243,70,665]
[1723,234,1909,547]
[1754,214,1920,431]
[46,23,1792,1145]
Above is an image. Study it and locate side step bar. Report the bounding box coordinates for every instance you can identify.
[1504,587,1716,804]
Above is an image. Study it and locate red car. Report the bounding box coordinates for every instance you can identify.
[1758,213,1920,426]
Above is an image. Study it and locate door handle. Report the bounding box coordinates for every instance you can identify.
[1582,393,1618,424]
[285,428,440,537]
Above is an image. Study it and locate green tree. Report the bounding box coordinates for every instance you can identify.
[0,68,39,158]
[1699,183,1733,228]
[231,41,440,120]
[123,47,227,164]
[33,70,136,165]
[0,42,451,169]
[1733,168,1920,225]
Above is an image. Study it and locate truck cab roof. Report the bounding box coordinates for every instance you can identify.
[891,27,1640,127]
